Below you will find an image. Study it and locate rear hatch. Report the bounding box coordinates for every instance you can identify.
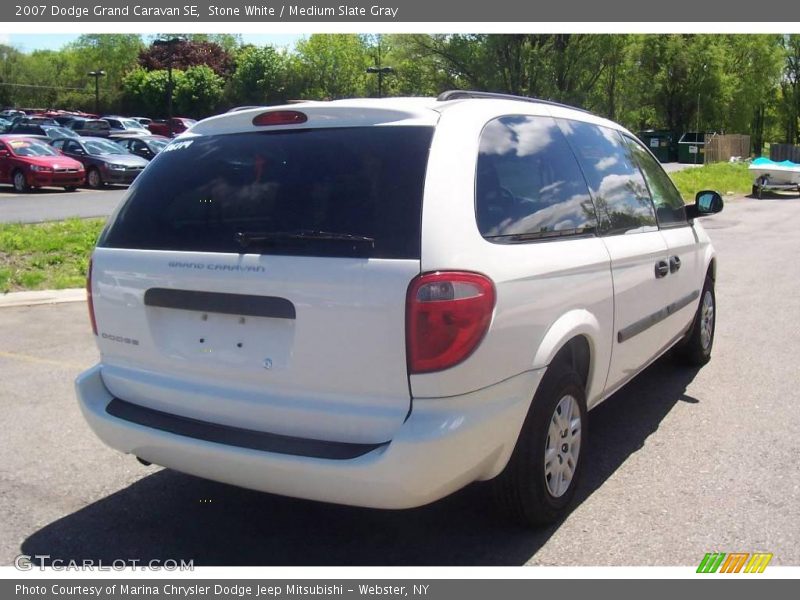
[91,105,436,444]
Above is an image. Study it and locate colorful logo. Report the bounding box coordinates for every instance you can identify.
[697,552,773,573]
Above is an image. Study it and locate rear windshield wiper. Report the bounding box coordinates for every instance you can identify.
[236,229,375,249]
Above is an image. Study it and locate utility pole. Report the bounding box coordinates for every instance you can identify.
[87,70,105,115]
[366,36,393,98]
[153,37,183,136]
[366,66,394,98]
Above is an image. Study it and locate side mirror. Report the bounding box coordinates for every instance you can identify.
[687,190,723,219]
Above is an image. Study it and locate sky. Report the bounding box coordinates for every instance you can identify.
[2,33,304,53]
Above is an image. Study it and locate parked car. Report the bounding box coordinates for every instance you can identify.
[102,116,150,135]
[131,117,152,127]
[148,117,197,137]
[113,135,169,161]
[42,125,81,140]
[0,135,84,192]
[8,123,80,140]
[9,115,58,128]
[64,118,111,138]
[50,136,148,188]
[54,115,80,126]
[75,92,723,526]
[0,109,26,119]
[0,117,11,132]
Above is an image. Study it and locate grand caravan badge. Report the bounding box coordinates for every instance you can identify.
[168,261,266,273]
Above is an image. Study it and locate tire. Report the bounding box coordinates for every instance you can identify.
[752,184,759,198]
[86,168,103,189]
[12,170,30,193]
[673,275,715,366]
[492,362,587,526]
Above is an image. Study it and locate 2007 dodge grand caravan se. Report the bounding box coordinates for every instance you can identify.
[76,91,723,525]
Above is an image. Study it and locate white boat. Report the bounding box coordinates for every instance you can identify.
[750,157,800,185]
[749,157,800,197]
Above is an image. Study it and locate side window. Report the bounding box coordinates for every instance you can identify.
[476,115,597,240]
[65,141,80,153]
[625,136,687,227]
[557,119,657,235]
[52,140,64,150]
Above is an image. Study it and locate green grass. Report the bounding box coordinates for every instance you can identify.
[670,162,753,201]
[0,218,105,293]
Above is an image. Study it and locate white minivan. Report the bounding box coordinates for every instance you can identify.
[76,91,722,525]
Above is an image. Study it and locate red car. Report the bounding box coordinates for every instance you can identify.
[0,136,85,192]
[147,117,197,137]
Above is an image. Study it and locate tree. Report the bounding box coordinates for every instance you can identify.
[294,34,370,99]
[724,35,784,154]
[65,35,144,111]
[0,45,27,107]
[121,67,184,117]
[174,65,225,117]
[228,45,288,105]
[139,39,234,78]
[780,35,800,144]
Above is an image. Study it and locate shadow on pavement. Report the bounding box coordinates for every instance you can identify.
[22,358,700,566]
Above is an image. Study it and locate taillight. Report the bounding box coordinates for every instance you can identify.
[406,271,495,374]
[86,257,97,335]
[252,110,308,126]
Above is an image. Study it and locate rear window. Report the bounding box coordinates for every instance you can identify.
[100,127,433,259]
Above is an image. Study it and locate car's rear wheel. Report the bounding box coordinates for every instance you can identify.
[12,170,30,193]
[674,275,715,366]
[492,362,587,526]
[87,168,103,189]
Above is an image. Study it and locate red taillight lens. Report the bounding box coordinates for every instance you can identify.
[86,257,97,335]
[406,271,495,374]
[252,111,308,126]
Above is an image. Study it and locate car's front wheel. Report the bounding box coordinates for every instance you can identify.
[492,362,587,526]
[13,170,30,193]
[86,168,103,189]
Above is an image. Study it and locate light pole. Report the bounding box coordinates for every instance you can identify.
[366,66,394,99]
[153,37,182,136]
[87,70,105,115]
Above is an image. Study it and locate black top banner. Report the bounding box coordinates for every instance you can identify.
[2,0,792,22]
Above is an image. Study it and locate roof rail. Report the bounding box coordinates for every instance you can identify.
[436,90,590,114]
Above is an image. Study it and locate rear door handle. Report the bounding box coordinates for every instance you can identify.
[655,260,670,278]
[669,255,681,273]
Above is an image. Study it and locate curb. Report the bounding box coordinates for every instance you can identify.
[0,288,86,308]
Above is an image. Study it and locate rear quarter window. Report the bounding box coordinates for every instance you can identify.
[100,127,433,259]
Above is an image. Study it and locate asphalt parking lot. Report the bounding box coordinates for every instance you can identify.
[0,187,126,223]
[0,196,798,566]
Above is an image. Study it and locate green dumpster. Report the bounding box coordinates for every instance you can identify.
[638,130,676,163]
[678,132,706,164]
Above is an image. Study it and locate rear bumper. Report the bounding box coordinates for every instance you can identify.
[75,364,543,509]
